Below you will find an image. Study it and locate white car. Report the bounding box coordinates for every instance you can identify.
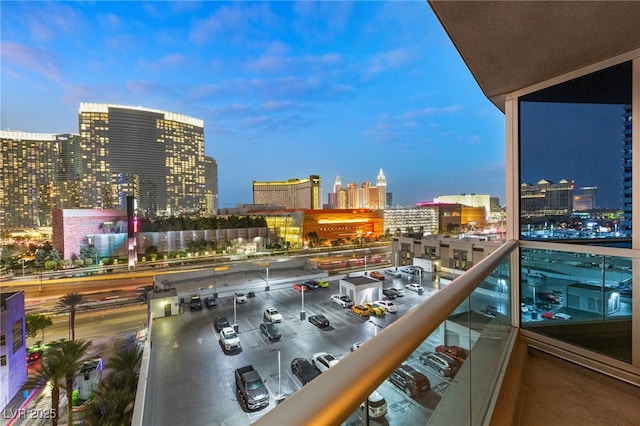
[385,269,401,278]
[361,390,387,419]
[219,327,241,351]
[312,352,339,373]
[374,300,398,313]
[234,292,247,303]
[406,284,424,293]
[264,307,283,323]
[330,294,353,308]
[553,312,572,320]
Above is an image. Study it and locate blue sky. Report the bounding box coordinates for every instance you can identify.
[1,1,506,208]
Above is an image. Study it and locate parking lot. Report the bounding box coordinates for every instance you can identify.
[142,269,460,425]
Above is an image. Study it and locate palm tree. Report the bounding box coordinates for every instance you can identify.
[82,345,143,426]
[57,292,87,341]
[23,350,67,426]
[58,340,92,426]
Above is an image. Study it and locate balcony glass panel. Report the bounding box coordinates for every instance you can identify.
[521,248,632,363]
[519,61,632,247]
[342,254,514,425]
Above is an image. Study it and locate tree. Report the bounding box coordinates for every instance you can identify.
[26,313,53,341]
[57,292,88,341]
[82,345,142,426]
[23,350,67,426]
[57,340,92,426]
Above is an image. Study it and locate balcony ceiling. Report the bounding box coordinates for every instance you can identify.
[428,1,640,112]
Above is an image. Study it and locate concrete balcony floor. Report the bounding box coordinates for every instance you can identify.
[493,341,640,425]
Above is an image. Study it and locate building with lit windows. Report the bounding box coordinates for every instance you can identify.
[203,156,218,215]
[78,103,207,217]
[433,193,500,219]
[520,178,574,226]
[252,175,322,210]
[0,131,82,229]
[385,203,487,236]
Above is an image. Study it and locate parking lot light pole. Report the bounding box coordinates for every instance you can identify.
[300,287,306,320]
[233,296,238,332]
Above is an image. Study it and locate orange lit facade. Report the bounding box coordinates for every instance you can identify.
[303,209,384,245]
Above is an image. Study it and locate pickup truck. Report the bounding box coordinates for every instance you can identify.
[235,365,269,411]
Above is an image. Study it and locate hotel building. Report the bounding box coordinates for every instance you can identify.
[252,175,322,210]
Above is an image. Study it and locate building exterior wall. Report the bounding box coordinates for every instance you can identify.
[253,175,322,210]
[0,291,26,410]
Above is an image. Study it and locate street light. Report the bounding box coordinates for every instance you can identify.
[300,286,306,320]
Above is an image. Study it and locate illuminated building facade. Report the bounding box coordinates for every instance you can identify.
[0,291,26,410]
[520,178,574,225]
[79,103,207,217]
[0,131,83,229]
[252,175,322,210]
[386,203,487,235]
[433,193,499,219]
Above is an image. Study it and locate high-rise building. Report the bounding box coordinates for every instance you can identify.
[327,169,387,209]
[0,131,77,229]
[204,156,218,214]
[252,175,322,209]
[520,178,574,225]
[78,103,207,217]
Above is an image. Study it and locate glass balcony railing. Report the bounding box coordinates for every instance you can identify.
[521,247,633,363]
[254,241,518,426]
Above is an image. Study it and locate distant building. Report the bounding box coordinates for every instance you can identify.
[0,103,219,230]
[0,291,27,410]
[253,175,322,209]
[520,179,574,224]
[433,193,500,219]
[326,169,387,209]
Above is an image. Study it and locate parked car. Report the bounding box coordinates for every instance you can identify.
[400,267,416,274]
[406,284,424,294]
[369,271,385,280]
[351,305,370,317]
[435,345,469,365]
[189,295,203,310]
[520,303,529,313]
[382,289,397,300]
[308,314,330,328]
[205,297,218,308]
[235,292,247,304]
[388,364,431,397]
[484,304,500,316]
[419,351,460,377]
[219,327,241,352]
[388,287,405,297]
[375,300,398,313]
[260,322,282,341]
[350,341,364,352]
[317,279,330,288]
[304,280,320,291]
[361,390,388,419]
[331,294,353,308]
[363,302,385,316]
[214,316,231,332]
[553,312,572,320]
[293,283,310,292]
[537,292,561,303]
[385,269,401,278]
[291,358,321,385]
[263,307,283,323]
[312,352,339,372]
[541,312,555,320]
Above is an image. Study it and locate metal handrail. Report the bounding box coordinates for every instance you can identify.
[255,240,518,426]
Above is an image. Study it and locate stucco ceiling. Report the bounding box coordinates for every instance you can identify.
[428,1,640,111]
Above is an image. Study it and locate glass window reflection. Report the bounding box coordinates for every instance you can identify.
[519,62,632,245]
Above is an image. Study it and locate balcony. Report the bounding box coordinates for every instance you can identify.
[251,240,640,425]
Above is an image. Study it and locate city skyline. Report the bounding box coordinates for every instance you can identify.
[1,1,506,208]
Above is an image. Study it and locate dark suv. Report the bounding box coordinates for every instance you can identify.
[388,364,430,397]
[190,295,202,311]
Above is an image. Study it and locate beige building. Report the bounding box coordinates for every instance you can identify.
[253,175,322,210]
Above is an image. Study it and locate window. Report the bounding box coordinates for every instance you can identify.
[12,319,23,353]
[0,355,6,367]
[519,61,632,246]
[0,334,5,346]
